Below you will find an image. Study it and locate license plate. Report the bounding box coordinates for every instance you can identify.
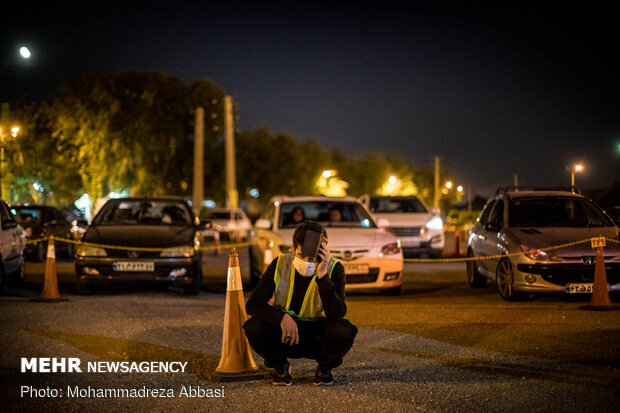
[343,264,369,274]
[566,283,593,294]
[113,261,155,272]
[401,241,420,248]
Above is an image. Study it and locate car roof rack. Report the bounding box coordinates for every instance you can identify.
[494,186,581,196]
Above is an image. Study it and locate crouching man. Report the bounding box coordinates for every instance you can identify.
[244,221,358,386]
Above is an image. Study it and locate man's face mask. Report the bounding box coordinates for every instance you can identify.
[293,256,316,277]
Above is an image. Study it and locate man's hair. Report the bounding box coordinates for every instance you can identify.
[292,220,327,249]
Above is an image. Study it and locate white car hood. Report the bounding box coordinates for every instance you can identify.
[373,212,430,226]
[274,227,397,249]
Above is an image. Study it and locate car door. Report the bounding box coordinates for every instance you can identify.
[470,200,495,260]
[477,199,504,275]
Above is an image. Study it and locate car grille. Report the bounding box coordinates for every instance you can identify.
[346,268,380,284]
[387,226,422,236]
[104,248,162,259]
[517,263,620,285]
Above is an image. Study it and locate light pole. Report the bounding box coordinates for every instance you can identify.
[0,126,19,200]
[570,164,583,189]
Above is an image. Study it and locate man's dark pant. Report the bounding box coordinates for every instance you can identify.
[243,317,358,370]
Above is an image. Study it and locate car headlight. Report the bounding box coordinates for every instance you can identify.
[76,246,107,257]
[521,245,560,262]
[160,246,195,257]
[426,217,443,231]
[380,242,401,256]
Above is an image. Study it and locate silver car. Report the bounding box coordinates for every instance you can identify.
[467,188,619,300]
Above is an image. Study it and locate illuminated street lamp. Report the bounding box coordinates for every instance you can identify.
[570,164,584,188]
[445,181,453,189]
[457,185,463,193]
[322,170,332,179]
[388,175,397,184]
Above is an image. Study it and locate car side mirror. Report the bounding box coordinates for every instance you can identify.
[255,219,272,230]
[1,220,17,230]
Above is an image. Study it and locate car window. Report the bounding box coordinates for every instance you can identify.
[487,200,504,229]
[478,200,496,226]
[95,200,192,225]
[369,197,427,213]
[0,202,11,222]
[52,208,66,222]
[509,196,614,227]
[279,201,376,229]
[11,207,43,224]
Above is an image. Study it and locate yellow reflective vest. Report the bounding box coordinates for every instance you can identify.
[273,253,339,320]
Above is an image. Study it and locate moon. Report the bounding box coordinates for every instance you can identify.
[19,46,31,59]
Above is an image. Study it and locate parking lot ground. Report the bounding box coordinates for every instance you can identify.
[1,251,619,412]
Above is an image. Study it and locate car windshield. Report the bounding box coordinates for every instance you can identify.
[369,197,427,213]
[509,197,614,228]
[95,200,192,226]
[279,201,376,229]
[11,207,43,224]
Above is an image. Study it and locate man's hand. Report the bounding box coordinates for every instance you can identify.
[280,313,298,345]
[316,242,330,278]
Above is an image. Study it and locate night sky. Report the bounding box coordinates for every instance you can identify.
[2,1,618,197]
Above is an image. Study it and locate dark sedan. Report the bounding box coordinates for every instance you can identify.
[75,197,203,295]
[10,204,73,261]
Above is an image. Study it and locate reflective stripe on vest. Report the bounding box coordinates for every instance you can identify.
[273,253,339,320]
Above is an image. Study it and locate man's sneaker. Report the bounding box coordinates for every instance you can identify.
[272,362,292,386]
[313,366,334,386]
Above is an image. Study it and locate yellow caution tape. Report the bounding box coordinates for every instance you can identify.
[22,236,619,262]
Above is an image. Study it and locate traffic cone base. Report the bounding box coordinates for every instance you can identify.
[31,237,67,303]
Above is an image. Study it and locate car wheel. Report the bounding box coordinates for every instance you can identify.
[9,257,25,285]
[76,279,94,295]
[466,250,487,288]
[496,258,522,301]
[183,270,202,296]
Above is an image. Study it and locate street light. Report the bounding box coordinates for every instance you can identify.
[388,175,397,184]
[322,170,332,179]
[570,164,584,188]
[445,181,453,189]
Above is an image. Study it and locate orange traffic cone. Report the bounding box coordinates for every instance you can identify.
[31,236,68,303]
[213,248,267,381]
[452,227,461,257]
[581,239,617,311]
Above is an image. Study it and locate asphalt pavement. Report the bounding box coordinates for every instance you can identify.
[1,246,619,413]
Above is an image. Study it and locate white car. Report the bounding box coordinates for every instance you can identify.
[363,195,445,258]
[200,207,252,242]
[249,196,404,294]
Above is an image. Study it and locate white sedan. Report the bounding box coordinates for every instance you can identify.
[249,196,403,294]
